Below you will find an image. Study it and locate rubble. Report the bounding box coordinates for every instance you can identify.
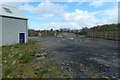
[35,56,45,61]
[12,60,16,65]
[33,53,48,57]
[70,61,73,64]
[70,38,74,40]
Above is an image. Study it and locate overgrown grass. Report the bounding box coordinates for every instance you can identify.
[2,41,64,78]
[2,42,37,77]
[34,67,51,78]
[4,67,12,77]
[20,54,32,64]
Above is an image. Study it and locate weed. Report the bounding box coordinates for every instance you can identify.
[34,67,51,78]
[20,54,32,64]
[4,67,12,77]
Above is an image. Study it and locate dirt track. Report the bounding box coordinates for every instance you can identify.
[29,35,119,78]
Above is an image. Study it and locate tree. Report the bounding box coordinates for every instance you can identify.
[81,27,88,35]
[50,29,53,32]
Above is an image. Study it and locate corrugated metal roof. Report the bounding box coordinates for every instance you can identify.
[0,4,27,19]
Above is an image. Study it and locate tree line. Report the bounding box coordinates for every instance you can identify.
[28,24,119,40]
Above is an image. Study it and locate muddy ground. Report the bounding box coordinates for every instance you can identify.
[29,34,119,79]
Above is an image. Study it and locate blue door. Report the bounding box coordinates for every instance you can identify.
[19,33,25,43]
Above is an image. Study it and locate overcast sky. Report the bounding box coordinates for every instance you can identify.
[1,0,118,30]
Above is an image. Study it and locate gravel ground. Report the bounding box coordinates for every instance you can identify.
[29,35,119,78]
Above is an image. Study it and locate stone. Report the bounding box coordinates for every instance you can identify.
[70,38,74,40]
[53,51,56,53]
[61,67,64,70]
[12,60,16,65]
[41,53,47,56]
[35,54,42,57]
[43,62,45,64]
[63,39,65,40]
[70,61,73,64]
[36,56,45,60]
[66,63,69,66]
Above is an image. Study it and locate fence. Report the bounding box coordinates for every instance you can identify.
[87,31,119,41]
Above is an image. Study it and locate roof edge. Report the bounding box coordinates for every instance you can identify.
[0,4,28,19]
[0,15,28,20]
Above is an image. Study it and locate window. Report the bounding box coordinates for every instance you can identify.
[3,7,12,13]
